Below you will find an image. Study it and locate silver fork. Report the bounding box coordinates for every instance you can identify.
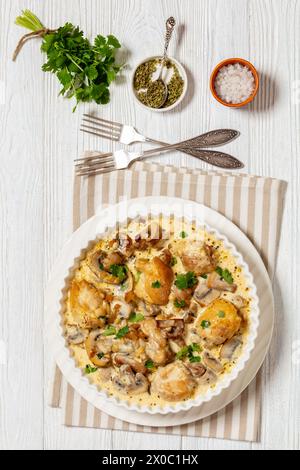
[75,136,243,176]
[80,114,241,169]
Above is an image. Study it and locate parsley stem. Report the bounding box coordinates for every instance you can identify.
[66,53,84,72]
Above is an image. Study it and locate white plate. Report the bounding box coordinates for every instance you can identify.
[45,197,274,427]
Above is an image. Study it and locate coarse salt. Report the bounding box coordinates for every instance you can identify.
[214,63,255,104]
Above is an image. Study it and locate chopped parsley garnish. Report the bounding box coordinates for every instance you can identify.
[145,359,154,369]
[175,271,197,290]
[200,320,211,329]
[170,257,177,266]
[102,325,116,336]
[84,364,98,374]
[115,325,129,339]
[189,356,201,363]
[128,312,145,323]
[217,311,226,318]
[176,346,189,359]
[174,299,186,308]
[176,343,202,363]
[98,261,104,270]
[179,231,188,239]
[96,352,104,359]
[151,280,161,288]
[190,343,201,352]
[200,274,208,279]
[109,264,127,282]
[215,266,234,284]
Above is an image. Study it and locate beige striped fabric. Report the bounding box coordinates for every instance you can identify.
[50,160,286,442]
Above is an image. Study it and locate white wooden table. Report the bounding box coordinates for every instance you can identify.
[0,0,299,450]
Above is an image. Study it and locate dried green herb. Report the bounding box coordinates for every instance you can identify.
[134,57,184,109]
[146,80,166,108]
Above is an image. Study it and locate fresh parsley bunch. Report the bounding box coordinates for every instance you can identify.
[14,10,122,111]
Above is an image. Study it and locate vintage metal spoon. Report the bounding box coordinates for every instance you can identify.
[146,16,176,108]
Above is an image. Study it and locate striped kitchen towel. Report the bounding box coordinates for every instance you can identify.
[49,160,286,442]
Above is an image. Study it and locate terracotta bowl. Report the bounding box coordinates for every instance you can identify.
[210,58,259,108]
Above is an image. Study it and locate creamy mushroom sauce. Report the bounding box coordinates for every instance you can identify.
[64,218,252,408]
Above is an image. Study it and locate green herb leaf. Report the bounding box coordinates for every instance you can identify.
[189,355,201,363]
[191,343,201,352]
[98,261,104,270]
[170,257,177,266]
[174,299,186,308]
[115,325,129,339]
[217,311,226,318]
[151,280,161,288]
[15,13,122,110]
[145,359,154,369]
[102,325,116,336]
[175,271,197,290]
[216,266,234,284]
[109,264,127,282]
[96,352,104,359]
[200,320,211,329]
[200,274,208,279]
[176,343,202,362]
[179,231,188,239]
[176,346,189,359]
[84,364,98,374]
[128,312,145,323]
[135,271,141,283]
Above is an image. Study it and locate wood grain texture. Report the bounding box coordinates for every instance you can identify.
[0,0,299,450]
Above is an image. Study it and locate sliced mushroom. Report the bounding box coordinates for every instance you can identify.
[112,353,146,374]
[111,297,132,319]
[112,364,149,395]
[228,295,248,310]
[197,368,218,386]
[193,281,221,307]
[186,362,207,378]
[202,351,223,373]
[207,272,237,293]
[87,250,125,285]
[85,329,112,367]
[65,325,88,344]
[157,319,185,339]
[140,318,171,365]
[220,336,242,360]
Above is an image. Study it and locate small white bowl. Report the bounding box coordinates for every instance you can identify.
[132,56,188,112]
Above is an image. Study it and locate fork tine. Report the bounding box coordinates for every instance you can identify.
[74,151,113,163]
[75,159,115,172]
[80,127,119,142]
[82,118,121,136]
[76,164,116,177]
[83,114,122,129]
[75,156,115,168]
